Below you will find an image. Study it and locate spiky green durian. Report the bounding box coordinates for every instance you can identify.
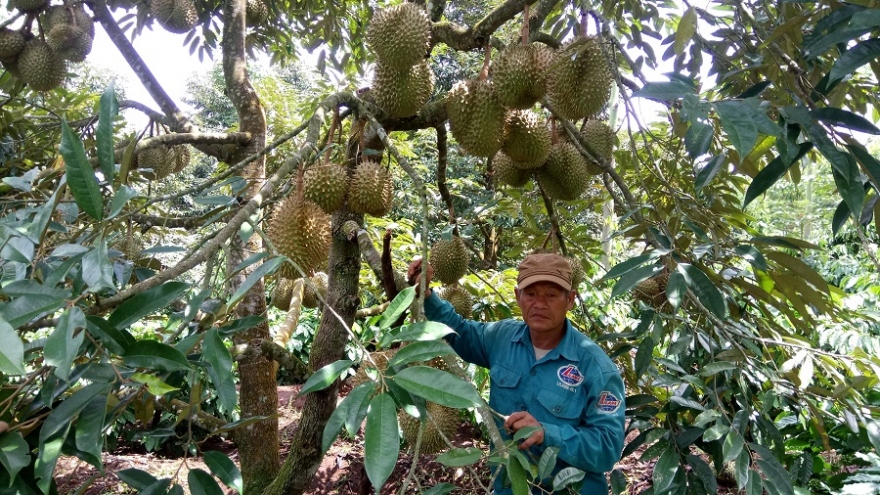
[633,274,671,312]
[302,272,328,308]
[502,110,550,169]
[10,0,48,12]
[446,79,506,158]
[546,37,612,121]
[492,152,530,188]
[304,163,348,213]
[0,29,26,63]
[269,198,331,279]
[431,237,469,285]
[17,39,66,91]
[579,119,614,175]
[151,0,198,33]
[271,278,294,311]
[350,349,395,388]
[246,0,269,26]
[372,61,435,118]
[536,142,590,201]
[366,3,430,71]
[349,160,393,217]
[171,145,191,173]
[399,401,459,454]
[114,234,145,260]
[44,5,95,38]
[47,25,93,62]
[490,44,554,109]
[438,285,473,319]
[136,146,173,180]
[568,257,585,290]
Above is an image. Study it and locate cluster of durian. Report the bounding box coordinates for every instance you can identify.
[303,159,393,217]
[633,273,672,313]
[446,36,616,202]
[1,3,96,91]
[134,143,192,180]
[430,236,474,317]
[149,0,198,33]
[366,3,435,118]
[270,271,327,311]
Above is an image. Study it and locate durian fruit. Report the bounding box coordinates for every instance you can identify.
[10,0,48,12]
[304,163,348,213]
[490,44,554,109]
[150,0,199,34]
[17,39,66,91]
[0,29,26,63]
[399,401,459,454]
[579,119,614,175]
[245,0,269,26]
[502,110,550,169]
[136,145,174,180]
[348,160,393,217]
[438,285,473,319]
[492,152,530,188]
[372,61,435,118]
[170,145,191,173]
[446,79,506,158]
[271,278,294,311]
[1,59,21,79]
[47,25,93,62]
[633,274,672,312]
[546,37,612,121]
[567,257,585,290]
[535,142,590,201]
[365,3,430,71]
[350,349,395,388]
[302,272,328,308]
[268,198,331,279]
[44,5,95,39]
[114,234,144,260]
[430,237,469,285]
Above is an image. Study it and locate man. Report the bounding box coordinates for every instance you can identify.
[408,252,625,494]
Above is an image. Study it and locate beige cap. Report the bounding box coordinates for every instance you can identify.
[517,253,572,291]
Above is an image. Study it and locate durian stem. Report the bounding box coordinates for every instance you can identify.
[537,186,568,256]
[520,3,530,45]
[435,126,457,235]
[478,45,492,81]
[579,9,588,37]
[322,107,340,165]
[0,12,23,30]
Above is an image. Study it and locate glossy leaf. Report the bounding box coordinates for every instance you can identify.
[827,39,880,85]
[212,416,271,436]
[694,154,723,189]
[322,388,355,453]
[685,454,717,493]
[507,453,530,495]
[703,424,729,442]
[652,447,679,493]
[45,307,86,381]
[97,83,118,181]
[736,80,772,99]
[107,186,140,220]
[751,443,794,495]
[393,366,482,409]
[35,433,64,493]
[634,336,655,377]
[123,340,192,372]
[0,317,25,375]
[131,373,180,395]
[811,107,880,135]
[537,446,559,480]
[86,316,135,355]
[746,469,763,495]
[715,100,758,161]
[665,272,687,310]
[203,451,243,493]
[678,264,726,318]
[40,382,111,443]
[422,483,457,495]
[61,120,103,221]
[612,264,663,299]
[227,257,284,308]
[0,431,30,484]
[299,359,353,396]
[599,253,658,282]
[116,468,159,490]
[553,466,586,491]
[735,447,751,489]
[378,286,415,330]
[0,288,66,329]
[203,329,236,412]
[188,468,225,495]
[108,281,189,329]
[810,126,864,220]
[388,340,456,368]
[75,395,108,470]
[436,447,482,467]
[379,321,455,347]
[82,240,115,291]
[674,8,697,55]
[364,393,399,490]
[344,382,375,437]
[848,143,880,191]
[722,431,745,464]
[632,80,696,100]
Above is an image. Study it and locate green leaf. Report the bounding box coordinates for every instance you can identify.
[678,264,726,318]
[694,154,723,188]
[513,425,542,442]
[322,391,353,452]
[743,155,789,208]
[40,382,111,443]
[669,396,705,411]
[0,287,66,329]
[131,373,180,395]
[665,272,686,310]
[827,38,880,84]
[86,316,135,355]
[599,253,660,282]
[634,336,655,377]
[507,453,530,495]
[751,443,794,495]
[610,469,627,495]
[203,451,243,493]
[0,431,30,486]
[421,483,457,495]
[116,468,159,490]
[652,447,679,494]
[552,466,586,491]
[436,447,482,467]
[140,479,173,495]
[212,416,270,436]
[674,7,697,55]
[107,186,140,220]
[97,83,118,181]
[188,469,225,495]
[746,468,763,495]
[379,321,455,348]
[810,126,864,220]
[217,315,266,337]
[736,80,772,99]
[203,329,236,412]
[82,240,115,291]
[632,80,696,100]
[0,317,25,375]
[364,393,399,490]
[612,264,663,299]
[35,431,65,493]
[227,257,284,308]
[734,245,768,271]
[867,420,880,453]
[685,454,718,493]
[735,447,751,489]
[811,107,880,135]
[344,382,375,437]
[393,366,482,409]
[44,251,87,288]
[388,341,456,368]
[697,362,739,376]
[75,395,108,470]
[108,281,189,329]
[703,424,729,442]
[537,446,559,480]
[45,307,86,381]
[378,286,415,330]
[61,120,103,221]
[299,359,353,396]
[722,431,745,464]
[123,340,192,372]
[714,100,758,161]
[848,143,880,191]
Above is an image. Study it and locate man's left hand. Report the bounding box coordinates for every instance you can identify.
[504,411,544,450]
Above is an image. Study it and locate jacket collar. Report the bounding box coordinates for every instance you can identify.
[511,319,580,361]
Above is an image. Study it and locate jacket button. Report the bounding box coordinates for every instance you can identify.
[530,370,536,376]
[521,406,527,411]
[554,406,561,413]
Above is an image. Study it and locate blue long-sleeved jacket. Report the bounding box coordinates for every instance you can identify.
[424,292,625,494]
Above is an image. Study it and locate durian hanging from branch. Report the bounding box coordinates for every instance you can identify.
[268,171,331,279]
[304,108,348,213]
[447,45,507,158]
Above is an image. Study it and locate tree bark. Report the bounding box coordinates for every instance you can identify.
[221,0,278,492]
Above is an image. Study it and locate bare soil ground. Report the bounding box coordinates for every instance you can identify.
[55,384,742,494]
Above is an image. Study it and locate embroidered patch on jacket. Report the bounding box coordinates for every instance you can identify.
[596,391,622,414]
[557,364,584,387]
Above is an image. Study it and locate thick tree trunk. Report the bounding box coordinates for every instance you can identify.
[221,0,278,492]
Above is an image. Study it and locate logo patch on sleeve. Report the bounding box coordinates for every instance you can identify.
[557,364,584,387]
[596,391,622,414]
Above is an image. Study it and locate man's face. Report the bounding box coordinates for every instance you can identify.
[515,281,576,335]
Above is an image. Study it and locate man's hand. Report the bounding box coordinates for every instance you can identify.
[504,411,544,450]
[407,258,434,295]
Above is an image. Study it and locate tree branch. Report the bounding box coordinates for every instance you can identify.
[430,0,543,51]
